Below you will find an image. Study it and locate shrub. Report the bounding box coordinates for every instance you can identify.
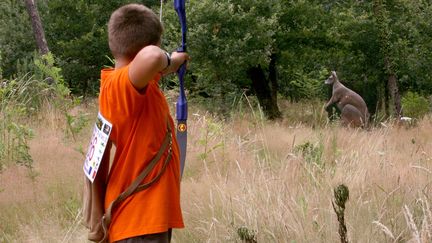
[294,141,324,168]
[0,75,36,171]
[401,91,430,119]
[0,53,72,173]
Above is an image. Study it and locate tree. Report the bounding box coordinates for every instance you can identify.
[276,0,335,102]
[0,0,36,78]
[163,0,281,119]
[247,55,282,119]
[373,0,402,118]
[24,0,49,54]
[39,0,162,95]
[2,0,431,115]
[384,0,432,95]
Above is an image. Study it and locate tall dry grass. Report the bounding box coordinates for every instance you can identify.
[0,100,431,242]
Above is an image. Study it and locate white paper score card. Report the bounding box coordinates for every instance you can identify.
[83,112,112,182]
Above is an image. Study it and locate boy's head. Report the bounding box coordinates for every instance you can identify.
[108,4,163,60]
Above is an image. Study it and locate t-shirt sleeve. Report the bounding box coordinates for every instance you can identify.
[110,66,151,116]
[101,66,162,117]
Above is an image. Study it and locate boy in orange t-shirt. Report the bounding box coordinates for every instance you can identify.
[93,3,189,243]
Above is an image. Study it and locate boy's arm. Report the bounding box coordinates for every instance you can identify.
[129,45,189,90]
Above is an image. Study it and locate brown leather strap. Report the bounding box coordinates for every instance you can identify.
[99,121,173,243]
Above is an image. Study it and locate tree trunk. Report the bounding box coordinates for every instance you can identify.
[387,72,402,118]
[269,54,278,104]
[247,65,282,120]
[384,80,390,117]
[24,0,49,55]
[374,0,402,118]
[385,58,402,119]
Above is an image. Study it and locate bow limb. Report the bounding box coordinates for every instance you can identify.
[174,0,187,178]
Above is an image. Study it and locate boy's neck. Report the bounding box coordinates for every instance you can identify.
[115,57,132,69]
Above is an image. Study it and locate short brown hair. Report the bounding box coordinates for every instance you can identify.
[108,4,163,59]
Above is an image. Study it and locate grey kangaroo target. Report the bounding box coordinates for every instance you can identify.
[324,71,369,127]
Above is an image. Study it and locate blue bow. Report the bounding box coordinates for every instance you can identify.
[174,0,187,177]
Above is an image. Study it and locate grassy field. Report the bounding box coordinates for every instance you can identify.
[0,100,431,243]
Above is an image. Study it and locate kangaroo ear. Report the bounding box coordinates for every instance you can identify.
[331,71,337,79]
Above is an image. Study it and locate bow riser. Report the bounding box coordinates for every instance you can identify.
[174,0,187,177]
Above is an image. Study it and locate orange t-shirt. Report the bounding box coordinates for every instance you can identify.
[99,66,184,242]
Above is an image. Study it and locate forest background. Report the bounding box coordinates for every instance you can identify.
[2,0,432,119]
[0,0,431,242]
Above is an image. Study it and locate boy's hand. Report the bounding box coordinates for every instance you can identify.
[161,51,190,76]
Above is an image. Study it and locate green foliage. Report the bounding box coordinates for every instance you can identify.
[38,0,163,96]
[294,141,324,168]
[401,91,430,119]
[1,0,432,116]
[13,53,70,112]
[376,1,432,95]
[64,111,90,141]
[163,0,277,112]
[0,75,36,171]
[197,116,224,161]
[35,53,71,100]
[0,53,71,173]
[283,68,329,101]
[40,0,108,95]
[276,1,337,100]
[0,50,3,79]
[0,0,36,78]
